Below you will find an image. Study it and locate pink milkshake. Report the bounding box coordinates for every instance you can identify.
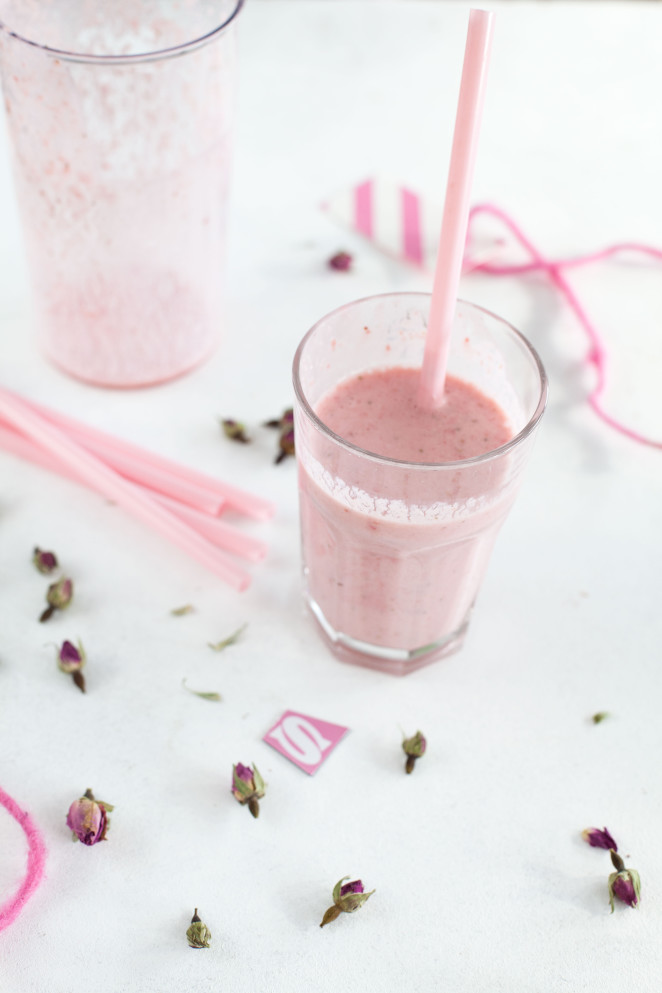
[293,294,547,675]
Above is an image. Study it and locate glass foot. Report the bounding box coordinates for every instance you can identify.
[306,596,470,676]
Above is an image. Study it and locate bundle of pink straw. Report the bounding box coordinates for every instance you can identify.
[0,388,275,591]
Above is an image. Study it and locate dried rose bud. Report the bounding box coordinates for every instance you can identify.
[66,788,114,846]
[582,826,617,852]
[221,418,250,444]
[56,639,86,693]
[320,876,375,927]
[608,849,641,912]
[263,408,293,431]
[402,730,427,774]
[33,547,58,574]
[328,251,353,272]
[40,576,73,623]
[186,908,211,948]
[57,639,85,674]
[264,407,296,463]
[275,426,295,465]
[231,762,265,818]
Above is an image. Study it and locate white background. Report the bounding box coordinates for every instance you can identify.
[1,2,661,991]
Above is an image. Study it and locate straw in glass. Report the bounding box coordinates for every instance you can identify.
[418,8,494,408]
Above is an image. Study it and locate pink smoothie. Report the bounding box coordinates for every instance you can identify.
[317,368,510,462]
[298,366,516,664]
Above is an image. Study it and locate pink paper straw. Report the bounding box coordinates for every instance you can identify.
[64,431,226,517]
[21,395,275,522]
[155,494,267,562]
[0,391,252,590]
[0,423,268,562]
[419,8,494,407]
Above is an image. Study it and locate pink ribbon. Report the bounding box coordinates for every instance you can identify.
[466,203,662,450]
[0,786,47,933]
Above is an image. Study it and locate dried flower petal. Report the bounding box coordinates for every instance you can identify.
[182,679,222,702]
[339,880,364,897]
[208,623,247,652]
[33,547,58,574]
[611,873,639,908]
[234,763,254,784]
[221,418,250,444]
[582,826,617,852]
[186,909,211,948]
[66,788,113,846]
[320,876,374,926]
[328,251,353,272]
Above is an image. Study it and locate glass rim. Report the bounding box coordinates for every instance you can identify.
[0,0,244,64]
[292,291,549,471]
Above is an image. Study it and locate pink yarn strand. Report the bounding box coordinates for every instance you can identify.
[465,203,662,450]
[0,787,47,933]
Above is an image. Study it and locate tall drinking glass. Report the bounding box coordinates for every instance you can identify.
[0,0,243,387]
[293,293,547,676]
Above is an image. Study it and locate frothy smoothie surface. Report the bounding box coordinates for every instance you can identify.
[316,367,512,462]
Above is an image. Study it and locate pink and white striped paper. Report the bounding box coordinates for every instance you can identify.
[324,176,442,270]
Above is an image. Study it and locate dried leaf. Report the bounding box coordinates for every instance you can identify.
[182,679,222,702]
[208,623,248,653]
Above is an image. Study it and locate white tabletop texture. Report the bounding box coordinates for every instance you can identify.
[1,3,661,992]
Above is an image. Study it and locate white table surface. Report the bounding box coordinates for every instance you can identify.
[1,2,662,991]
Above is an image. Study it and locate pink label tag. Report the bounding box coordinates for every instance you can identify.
[263,711,349,775]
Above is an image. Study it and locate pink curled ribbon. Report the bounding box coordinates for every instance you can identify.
[465,203,662,450]
[0,786,47,933]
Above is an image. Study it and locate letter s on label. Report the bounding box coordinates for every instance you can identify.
[269,716,332,765]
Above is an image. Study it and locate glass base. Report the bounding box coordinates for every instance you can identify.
[43,336,218,390]
[306,596,471,676]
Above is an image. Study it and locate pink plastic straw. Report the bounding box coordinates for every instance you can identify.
[155,494,267,562]
[55,429,225,517]
[18,397,225,516]
[0,391,252,590]
[0,423,268,562]
[419,8,494,407]
[20,394,276,522]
